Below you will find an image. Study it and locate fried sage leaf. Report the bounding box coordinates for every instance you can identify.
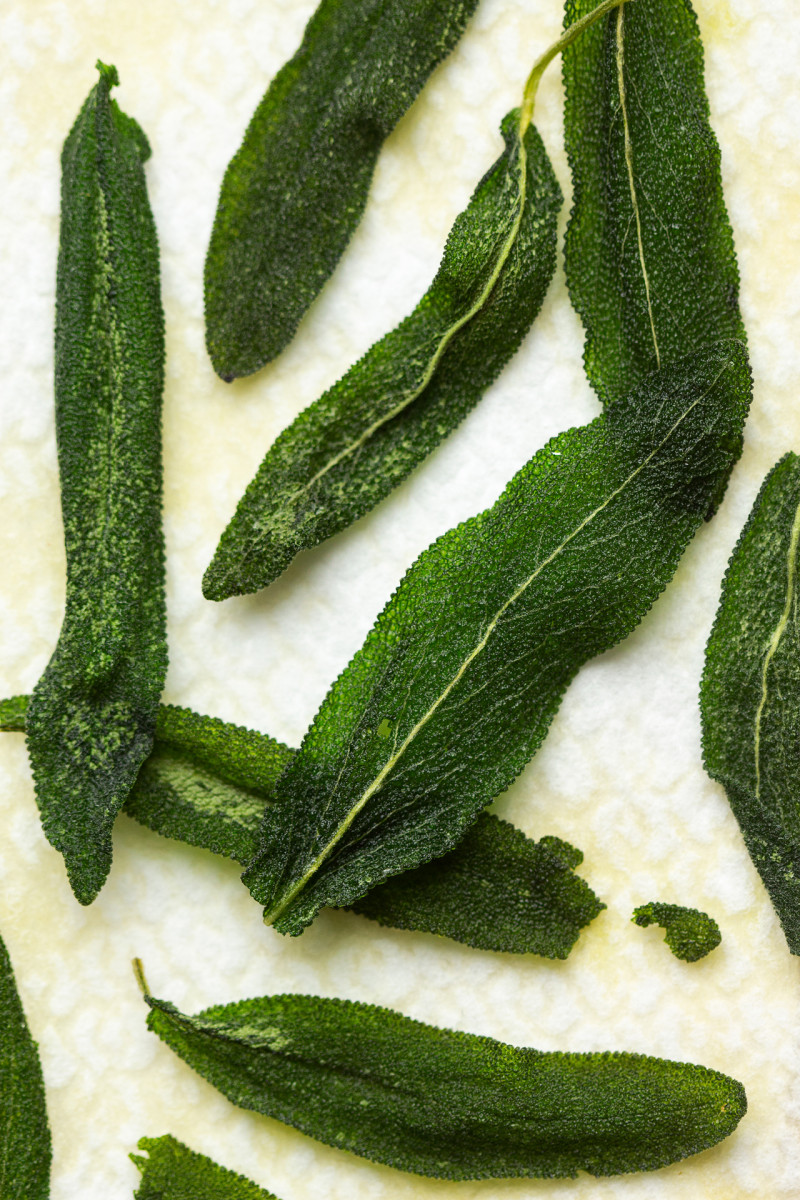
[132,1134,278,1200]
[243,341,751,934]
[203,114,561,598]
[139,973,747,1180]
[562,0,745,405]
[632,902,721,962]
[26,63,167,905]
[1,696,602,959]
[204,0,480,380]
[701,452,800,954]
[0,930,51,1200]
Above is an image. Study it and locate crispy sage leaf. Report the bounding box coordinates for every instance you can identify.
[204,0,480,380]
[632,902,721,962]
[243,341,751,934]
[562,0,745,405]
[26,63,167,905]
[0,930,51,1200]
[132,1134,277,1200]
[203,114,561,598]
[139,972,747,1180]
[0,696,602,958]
[701,452,800,954]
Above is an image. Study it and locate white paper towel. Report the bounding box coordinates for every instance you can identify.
[1,1,799,1196]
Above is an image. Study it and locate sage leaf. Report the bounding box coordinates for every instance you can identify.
[25,63,167,905]
[1,696,602,958]
[632,902,721,962]
[243,341,751,934]
[0,930,51,1200]
[203,114,561,598]
[204,0,481,380]
[701,452,800,954]
[138,971,747,1180]
[132,1134,277,1200]
[562,0,745,405]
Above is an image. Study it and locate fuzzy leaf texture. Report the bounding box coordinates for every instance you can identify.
[0,930,51,1200]
[141,982,746,1180]
[204,0,480,379]
[244,341,751,933]
[632,902,721,961]
[562,0,745,405]
[701,452,800,954]
[25,63,167,905]
[203,114,561,598]
[0,696,601,958]
[132,1135,278,1200]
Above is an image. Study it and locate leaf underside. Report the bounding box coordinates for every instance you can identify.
[203,113,561,598]
[132,1134,278,1199]
[0,930,51,1200]
[562,0,745,406]
[204,0,481,379]
[701,452,800,953]
[25,66,167,905]
[143,986,747,1180]
[632,901,721,962]
[0,696,602,958]
[244,341,751,934]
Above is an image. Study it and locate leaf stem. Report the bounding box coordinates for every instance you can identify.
[132,957,151,999]
[519,0,632,134]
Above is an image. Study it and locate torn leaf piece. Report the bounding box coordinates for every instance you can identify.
[243,341,751,935]
[203,112,561,598]
[562,0,745,406]
[0,930,51,1200]
[1,696,603,958]
[701,452,800,954]
[632,902,721,962]
[140,978,747,1180]
[132,1134,278,1199]
[204,0,480,379]
[26,63,167,905]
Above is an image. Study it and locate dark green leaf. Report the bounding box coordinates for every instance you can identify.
[632,902,721,961]
[0,930,51,1200]
[204,0,481,379]
[25,63,167,905]
[132,1134,278,1199]
[140,976,747,1180]
[701,452,800,954]
[203,114,561,598]
[562,0,745,405]
[1,696,602,958]
[243,341,751,934]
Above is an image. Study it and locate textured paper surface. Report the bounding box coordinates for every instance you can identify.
[1,1,799,1196]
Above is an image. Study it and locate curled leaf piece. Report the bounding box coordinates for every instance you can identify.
[1,695,602,958]
[632,902,721,962]
[243,341,751,935]
[204,113,561,598]
[204,0,481,379]
[139,976,747,1180]
[701,452,800,954]
[132,1134,278,1199]
[562,0,745,405]
[25,63,167,905]
[0,930,51,1200]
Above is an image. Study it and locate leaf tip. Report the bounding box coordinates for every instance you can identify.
[95,60,120,89]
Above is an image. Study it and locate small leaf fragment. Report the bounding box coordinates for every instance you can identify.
[140,980,747,1180]
[204,0,481,379]
[701,452,800,953]
[562,0,745,405]
[632,902,721,962]
[26,63,167,904]
[0,930,51,1200]
[243,341,751,934]
[203,113,561,597]
[132,1134,278,1199]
